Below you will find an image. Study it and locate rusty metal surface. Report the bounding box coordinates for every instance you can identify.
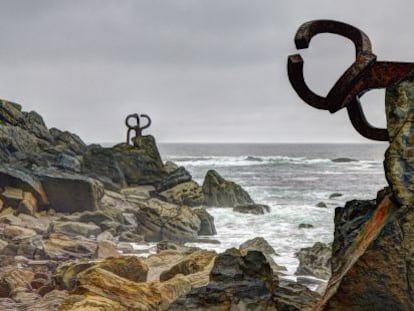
[125,113,152,145]
[287,19,414,141]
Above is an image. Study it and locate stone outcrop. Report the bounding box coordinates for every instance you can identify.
[193,208,216,235]
[233,203,270,214]
[159,180,205,207]
[295,242,331,280]
[202,169,254,207]
[320,197,414,310]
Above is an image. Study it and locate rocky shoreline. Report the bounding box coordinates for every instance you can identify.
[0,99,385,310]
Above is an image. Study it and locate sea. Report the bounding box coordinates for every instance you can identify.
[157,142,389,282]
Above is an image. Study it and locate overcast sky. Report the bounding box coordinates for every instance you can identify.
[0,0,412,143]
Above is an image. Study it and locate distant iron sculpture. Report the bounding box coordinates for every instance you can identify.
[287,20,414,206]
[125,113,151,145]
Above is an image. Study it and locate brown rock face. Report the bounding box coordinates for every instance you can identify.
[323,198,414,310]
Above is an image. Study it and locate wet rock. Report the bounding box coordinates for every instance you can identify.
[331,157,357,163]
[49,128,86,155]
[193,208,216,235]
[295,242,331,280]
[299,223,314,229]
[157,166,192,192]
[160,250,216,282]
[316,201,327,208]
[119,231,144,243]
[52,221,101,238]
[134,198,201,242]
[274,279,321,311]
[329,192,342,199]
[34,168,104,213]
[159,180,205,206]
[233,203,270,215]
[202,169,254,207]
[156,241,200,254]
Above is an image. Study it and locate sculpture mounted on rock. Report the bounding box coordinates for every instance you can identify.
[288,20,414,310]
[125,113,152,146]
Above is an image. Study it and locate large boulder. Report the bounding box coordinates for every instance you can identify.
[233,203,270,215]
[295,242,331,280]
[202,170,254,207]
[34,168,104,213]
[111,135,165,186]
[134,198,201,242]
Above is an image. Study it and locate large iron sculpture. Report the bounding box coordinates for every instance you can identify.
[125,113,151,145]
[288,20,414,207]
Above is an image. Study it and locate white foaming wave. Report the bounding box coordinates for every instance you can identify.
[167,155,334,168]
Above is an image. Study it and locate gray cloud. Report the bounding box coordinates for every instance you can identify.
[0,0,409,143]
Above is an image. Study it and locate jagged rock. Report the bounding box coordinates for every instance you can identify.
[0,239,7,253]
[34,168,104,213]
[0,266,34,297]
[159,180,205,207]
[2,234,45,259]
[52,221,101,238]
[157,167,192,192]
[17,214,51,235]
[316,201,327,208]
[81,145,127,190]
[202,170,254,207]
[321,198,414,310]
[295,242,331,280]
[0,166,48,206]
[49,128,86,155]
[160,250,216,282]
[193,208,216,235]
[233,203,270,215]
[111,136,165,186]
[43,233,97,260]
[169,248,278,310]
[134,198,201,242]
[26,290,68,311]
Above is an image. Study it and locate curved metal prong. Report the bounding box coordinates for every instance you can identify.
[140,114,152,130]
[294,20,372,57]
[287,54,330,110]
[346,97,388,141]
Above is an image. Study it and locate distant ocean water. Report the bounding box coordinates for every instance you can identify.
[158,143,388,280]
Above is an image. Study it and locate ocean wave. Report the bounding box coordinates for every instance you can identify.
[167,155,337,167]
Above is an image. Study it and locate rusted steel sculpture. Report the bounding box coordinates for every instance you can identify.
[125,113,151,145]
[288,20,414,310]
[288,19,414,207]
